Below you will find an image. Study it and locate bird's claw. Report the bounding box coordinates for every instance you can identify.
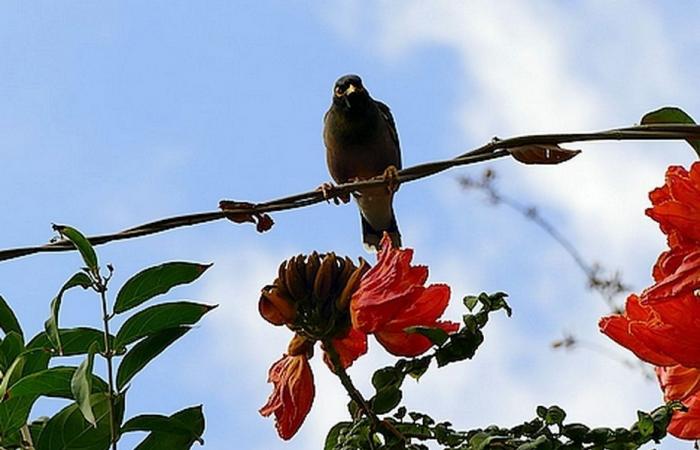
[317,182,350,205]
[382,165,400,194]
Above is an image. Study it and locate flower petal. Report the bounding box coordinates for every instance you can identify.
[657,365,700,402]
[376,320,460,357]
[598,294,676,366]
[322,326,368,371]
[667,391,700,440]
[259,354,315,440]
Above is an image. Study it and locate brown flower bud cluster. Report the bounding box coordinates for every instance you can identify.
[259,252,367,340]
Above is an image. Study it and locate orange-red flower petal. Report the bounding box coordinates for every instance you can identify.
[667,391,700,440]
[657,365,700,402]
[646,163,700,244]
[259,354,315,440]
[598,294,676,366]
[322,325,368,371]
[351,234,458,357]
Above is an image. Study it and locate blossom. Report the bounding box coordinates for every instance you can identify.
[259,353,315,440]
[351,234,459,357]
[646,163,700,244]
[600,162,700,440]
[260,239,459,439]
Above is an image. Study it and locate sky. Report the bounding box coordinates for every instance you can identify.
[1,1,699,449]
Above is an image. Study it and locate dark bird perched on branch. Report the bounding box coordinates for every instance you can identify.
[323,74,402,250]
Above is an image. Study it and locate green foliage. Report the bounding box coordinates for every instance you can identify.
[53,225,99,272]
[122,405,206,449]
[115,301,217,348]
[44,272,93,355]
[114,261,211,314]
[116,326,190,390]
[641,106,700,157]
[326,403,681,450]
[0,225,212,450]
[35,393,124,450]
[71,342,99,426]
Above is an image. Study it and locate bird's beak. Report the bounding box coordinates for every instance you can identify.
[344,84,357,96]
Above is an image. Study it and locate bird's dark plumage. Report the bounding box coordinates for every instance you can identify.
[323,75,402,250]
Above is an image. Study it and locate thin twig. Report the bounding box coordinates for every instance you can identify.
[323,341,406,443]
[95,275,118,450]
[1,124,699,263]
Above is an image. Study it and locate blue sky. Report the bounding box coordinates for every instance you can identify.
[1,1,699,449]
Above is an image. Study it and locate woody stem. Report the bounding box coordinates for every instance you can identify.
[323,341,405,442]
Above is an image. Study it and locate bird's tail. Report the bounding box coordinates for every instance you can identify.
[361,211,401,251]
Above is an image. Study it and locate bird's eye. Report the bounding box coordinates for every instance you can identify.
[334,86,344,96]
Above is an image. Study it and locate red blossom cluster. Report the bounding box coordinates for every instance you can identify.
[600,162,700,439]
[259,235,458,440]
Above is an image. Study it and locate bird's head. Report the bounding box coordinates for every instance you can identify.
[332,74,370,110]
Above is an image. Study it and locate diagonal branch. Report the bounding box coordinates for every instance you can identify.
[1,124,699,263]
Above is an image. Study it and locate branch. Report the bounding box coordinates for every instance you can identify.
[1,124,699,263]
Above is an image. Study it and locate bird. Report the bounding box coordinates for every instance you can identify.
[323,74,402,250]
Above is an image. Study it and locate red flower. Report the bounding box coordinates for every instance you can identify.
[259,353,315,440]
[657,364,700,439]
[322,325,368,371]
[646,163,700,244]
[600,163,700,440]
[351,234,460,356]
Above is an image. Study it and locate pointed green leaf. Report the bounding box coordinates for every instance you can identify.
[116,327,190,390]
[10,366,107,399]
[52,225,99,271]
[35,393,124,450]
[44,273,93,356]
[0,296,22,339]
[71,343,99,427]
[115,302,216,348]
[0,356,23,401]
[0,396,36,438]
[641,106,700,157]
[0,332,24,372]
[28,327,119,357]
[114,262,211,314]
[131,405,205,450]
[123,405,205,448]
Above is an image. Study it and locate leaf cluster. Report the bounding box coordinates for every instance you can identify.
[0,226,213,449]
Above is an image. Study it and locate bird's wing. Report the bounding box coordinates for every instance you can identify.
[375,100,402,168]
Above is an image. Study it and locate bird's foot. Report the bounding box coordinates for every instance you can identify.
[316,182,350,205]
[382,165,400,194]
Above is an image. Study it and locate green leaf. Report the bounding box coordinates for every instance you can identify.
[636,411,654,438]
[0,296,22,339]
[325,422,352,450]
[28,327,119,356]
[131,405,205,450]
[44,273,93,355]
[52,225,99,271]
[435,331,484,367]
[405,326,449,346]
[116,327,190,390]
[641,106,700,157]
[561,423,590,442]
[544,405,566,425]
[0,356,24,401]
[0,396,36,438]
[114,262,211,314]
[35,393,124,450]
[463,295,479,311]
[0,332,24,372]
[10,366,107,399]
[71,343,99,427]
[371,386,402,414]
[115,301,217,348]
[371,367,401,391]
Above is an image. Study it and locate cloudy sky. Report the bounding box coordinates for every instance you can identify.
[1,1,699,449]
